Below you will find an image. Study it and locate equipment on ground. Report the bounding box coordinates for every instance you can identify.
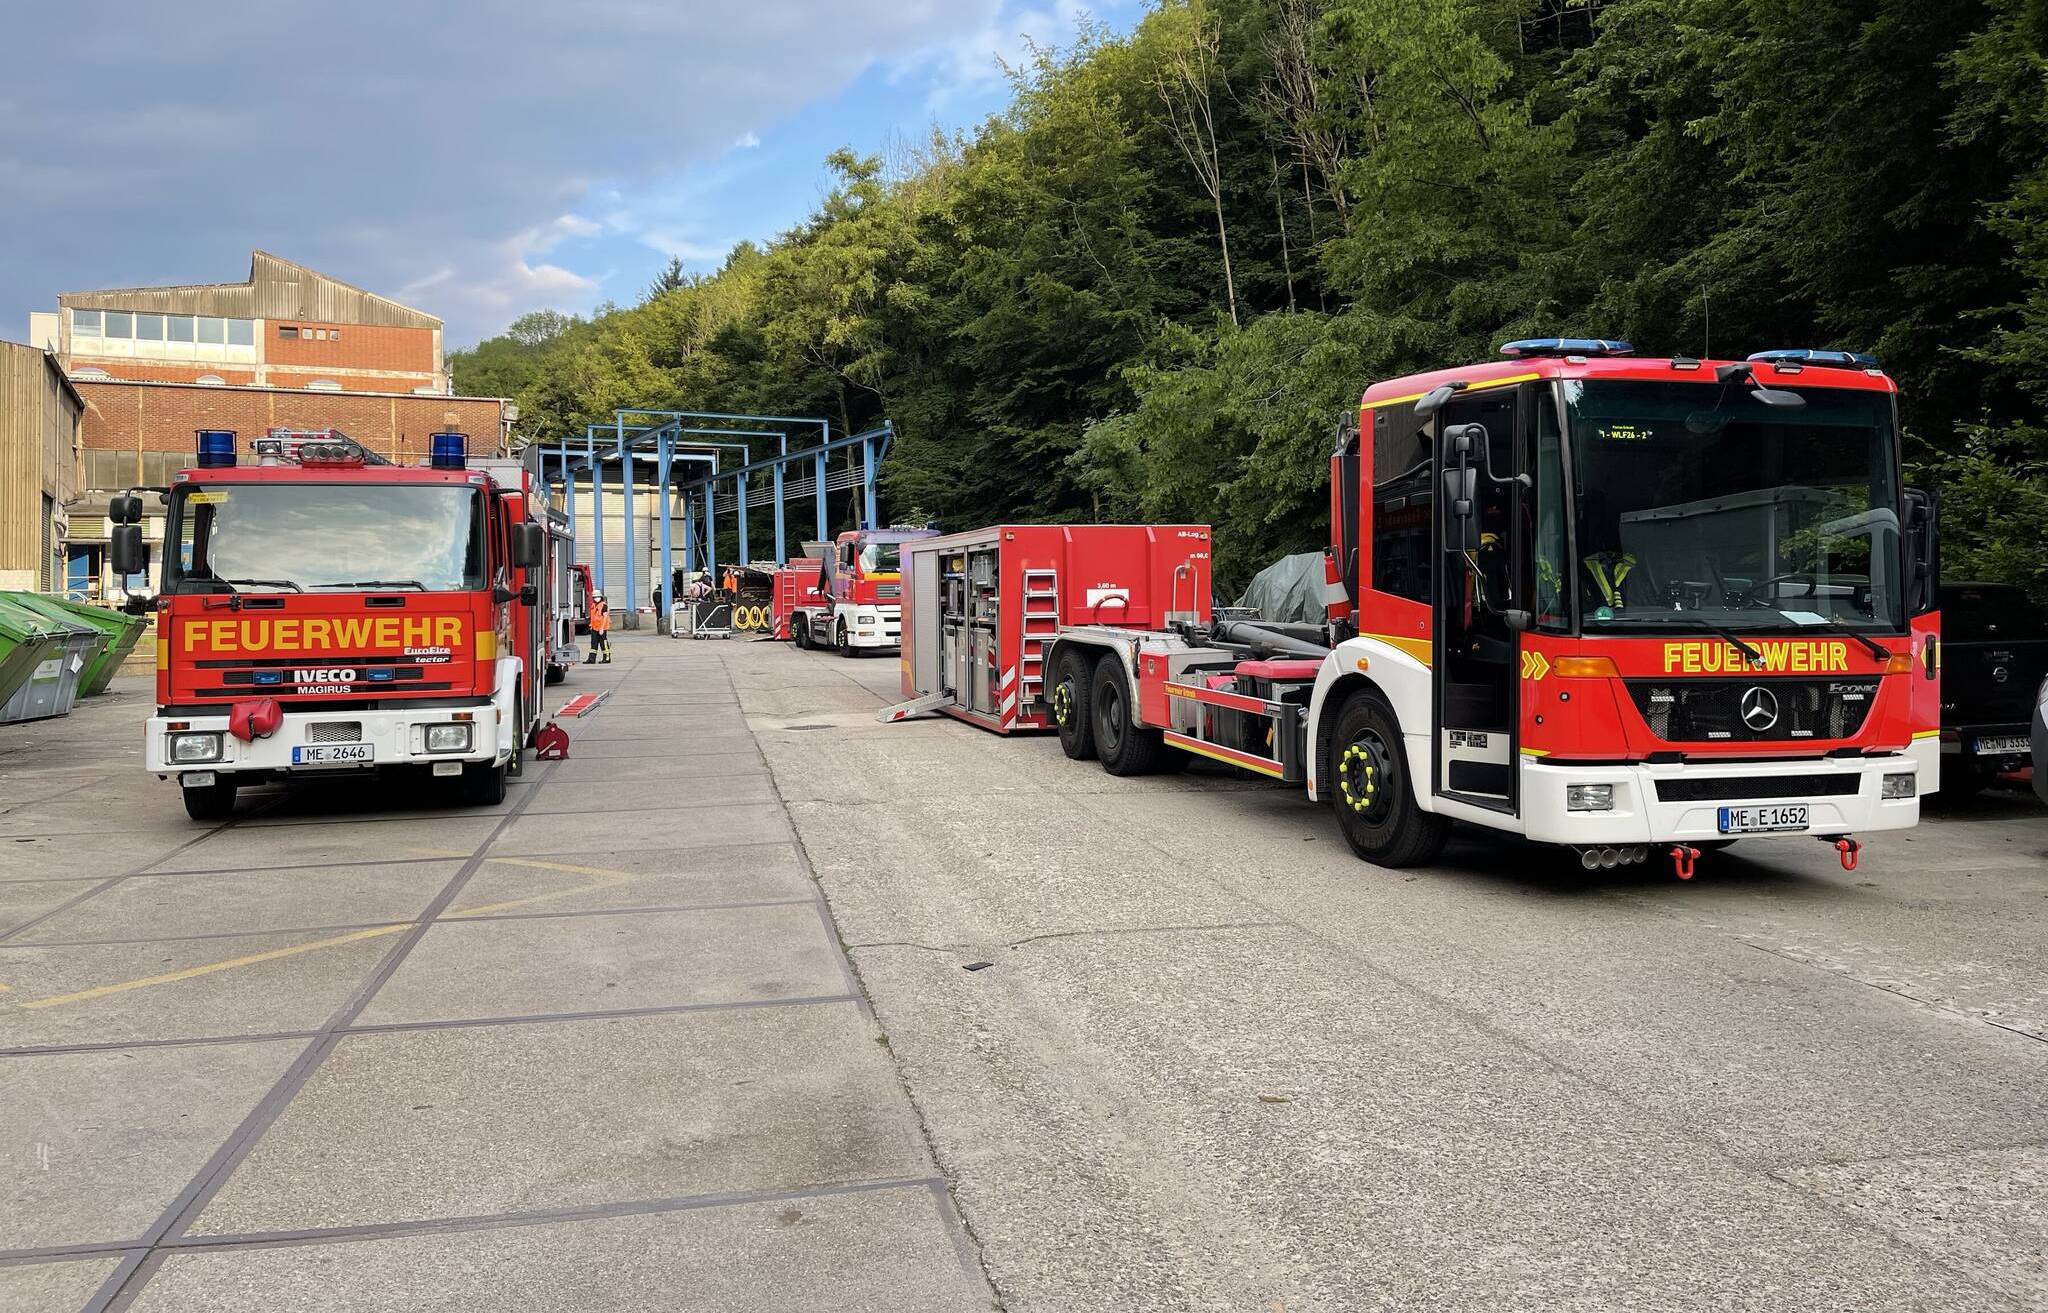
[127,427,574,820]
[880,345,1940,878]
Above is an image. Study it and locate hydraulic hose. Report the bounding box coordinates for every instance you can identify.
[1207,619,1333,660]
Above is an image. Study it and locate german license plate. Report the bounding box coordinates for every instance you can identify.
[1718,803,1808,834]
[293,743,372,765]
[1974,735,2028,755]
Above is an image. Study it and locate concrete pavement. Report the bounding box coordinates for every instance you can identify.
[5,628,2046,1311]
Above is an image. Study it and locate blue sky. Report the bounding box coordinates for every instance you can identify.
[0,1,1143,349]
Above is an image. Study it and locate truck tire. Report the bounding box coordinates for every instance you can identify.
[1328,690,1448,868]
[1052,648,1096,760]
[182,777,238,822]
[463,761,508,807]
[793,615,812,649]
[837,620,857,657]
[544,663,566,686]
[1091,656,1162,776]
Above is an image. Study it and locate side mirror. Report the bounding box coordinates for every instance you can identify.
[1503,609,1532,632]
[111,524,150,578]
[519,584,539,606]
[109,493,143,525]
[121,593,153,616]
[1902,485,1939,616]
[510,522,544,568]
[1415,382,1465,418]
[1441,467,1479,553]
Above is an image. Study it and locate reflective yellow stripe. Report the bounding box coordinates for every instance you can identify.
[155,637,168,672]
[1361,372,1543,411]
[1519,747,1550,757]
[1912,729,1940,740]
[1363,632,1433,666]
[476,630,498,663]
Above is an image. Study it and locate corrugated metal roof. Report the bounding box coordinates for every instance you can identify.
[58,251,441,329]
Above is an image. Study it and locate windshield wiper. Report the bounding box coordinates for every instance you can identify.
[316,579,427,591]
[1606,617,1767,668]
[221,577,303,593]
[1760,617,1890,663]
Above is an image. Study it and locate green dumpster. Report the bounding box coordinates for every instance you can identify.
[0,595,97,722]
[0,598,64,717]
[45,597,148,696]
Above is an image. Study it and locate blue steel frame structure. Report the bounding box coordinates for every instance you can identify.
[533,411,894,625]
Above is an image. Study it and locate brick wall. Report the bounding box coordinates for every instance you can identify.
[69,360,259,386]
[75,380,505,480]
[267,321,435,377]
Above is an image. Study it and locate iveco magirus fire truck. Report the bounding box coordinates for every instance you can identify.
[791,524,941,654]
[112,428,569,820]
[891,341,1941,879]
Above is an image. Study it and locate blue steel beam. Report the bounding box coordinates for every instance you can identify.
[618,422,637,624]
[657,431,673,623]
[587,428,603,594]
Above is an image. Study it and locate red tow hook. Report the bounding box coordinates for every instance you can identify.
[1669,845,1701,880]
[1833,837,1860,872]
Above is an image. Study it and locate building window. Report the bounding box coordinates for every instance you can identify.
[196,374,226,386]
[329,329,340,342]
[279,325,299,339]
[104,311,132,339]
[135,313,164,341]
[196,316,224,344]
[71,309,102,337]
[167,314,195,343]
[305,379,342,391]
[226,318,254,346]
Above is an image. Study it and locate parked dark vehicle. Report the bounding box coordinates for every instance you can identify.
[2033,675,2048,804]
[1939,582,2048,795]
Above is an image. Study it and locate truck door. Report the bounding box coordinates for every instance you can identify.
[1433,389,1522,812]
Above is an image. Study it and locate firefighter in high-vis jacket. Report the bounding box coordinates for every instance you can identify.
[586,593,613,663]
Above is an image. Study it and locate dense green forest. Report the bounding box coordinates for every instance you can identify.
[454,0,2048,598]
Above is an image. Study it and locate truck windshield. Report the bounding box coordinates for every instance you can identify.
[166,484,487,593]
[1558,380,1902,634]
[858,542,902,574]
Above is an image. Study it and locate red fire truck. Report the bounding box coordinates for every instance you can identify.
[791,524,941,655]
[889,342,1941,878]
[112,429,567,820]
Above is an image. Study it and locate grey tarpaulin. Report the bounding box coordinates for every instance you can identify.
[1235,552,1329,624]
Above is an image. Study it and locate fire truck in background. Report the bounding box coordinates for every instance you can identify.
[113,428,569,820]
[889,342,1941,878]
[791,524,941,655]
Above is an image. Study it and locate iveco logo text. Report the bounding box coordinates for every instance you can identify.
[1739,685,1780,732]
[295,668,356,693]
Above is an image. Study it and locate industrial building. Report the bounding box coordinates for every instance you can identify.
[0,341,84,591]
[28,250,450,393]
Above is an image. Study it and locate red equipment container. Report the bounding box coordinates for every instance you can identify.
[771,561,825,642]
[897,524,1212,732]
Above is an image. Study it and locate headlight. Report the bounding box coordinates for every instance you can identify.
[425,723,472,753]
[169,732,223,763]
[1566,783,1614,812]
[1882,772,1916,800]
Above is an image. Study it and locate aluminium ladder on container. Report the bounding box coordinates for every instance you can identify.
[1018,567,1060,707]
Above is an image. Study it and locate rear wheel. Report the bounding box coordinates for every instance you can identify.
[1091,656,1162,776]
[543,663,566,686]
[1051,648,1096,760]
[793,615,812,649]
[463,761,508,807]
[181,777,238,822]
[1329,690,1448,868]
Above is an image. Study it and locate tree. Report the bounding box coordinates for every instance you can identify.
[646,255,686,302]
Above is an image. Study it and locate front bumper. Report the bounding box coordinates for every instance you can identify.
[845,609,901,649]
[1520,755,1919,845]
[146,703,506,776]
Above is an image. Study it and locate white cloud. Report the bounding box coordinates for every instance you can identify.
[734,131,763,150]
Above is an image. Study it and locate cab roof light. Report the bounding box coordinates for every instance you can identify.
[195,429,237,468]
[430,431,468,470]
[1500,338,1634,359]
[1747,348,1881,370]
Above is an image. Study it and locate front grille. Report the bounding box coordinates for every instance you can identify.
[875,584,901,600]
[308,721,363,743]
[1625,679,1879,743]
[1655,774,1863,802]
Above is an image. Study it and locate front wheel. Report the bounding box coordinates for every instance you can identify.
[181,777,238,822]
[462,761,508,807]
[837,620,857,657]
[1051,649,1097,760]
[1328,691,1448,868]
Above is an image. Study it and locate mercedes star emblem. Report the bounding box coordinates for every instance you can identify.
[1740,685,1781,732]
